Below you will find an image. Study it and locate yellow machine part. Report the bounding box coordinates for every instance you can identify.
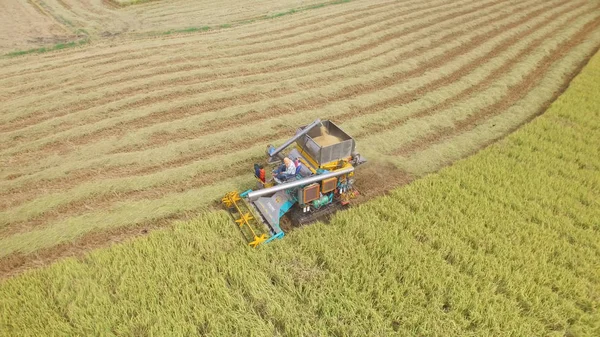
[222,191,267,248]
[255,176,274,189]
[224,146,357,248]
[321,177,337,193]
[297,147,354,172]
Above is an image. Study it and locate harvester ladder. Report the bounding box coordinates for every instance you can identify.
[222,191,267,248]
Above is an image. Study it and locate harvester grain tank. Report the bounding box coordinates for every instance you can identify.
[222,119,366,247]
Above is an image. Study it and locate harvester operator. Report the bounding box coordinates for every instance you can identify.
[273,157,297,181]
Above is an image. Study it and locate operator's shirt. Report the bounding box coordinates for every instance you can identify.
[284,162,296,175]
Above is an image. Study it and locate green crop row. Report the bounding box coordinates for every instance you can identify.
[2,40,88,59]
[1,40,599,337]
[157,0,353,36]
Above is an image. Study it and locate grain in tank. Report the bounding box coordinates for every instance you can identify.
[312,125,342,146]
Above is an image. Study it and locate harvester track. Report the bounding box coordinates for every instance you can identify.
[289,201,347,227]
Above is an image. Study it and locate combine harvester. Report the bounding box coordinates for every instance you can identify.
[222,119,366,247]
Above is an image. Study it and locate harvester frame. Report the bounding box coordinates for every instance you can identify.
[222,119,366,247]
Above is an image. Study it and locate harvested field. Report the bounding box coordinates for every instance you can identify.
[1,0,600,277]
[1,0,338,53]
[0,0,74,53]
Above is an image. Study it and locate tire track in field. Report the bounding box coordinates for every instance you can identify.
[2,74,328,157]
[0,0,563,203]
[0,0,372,81]
[120,1,567,151]
[72,0,482,100]
[0,0,405,94]
[0,126,298,234]
[11,0,465,118]
[0,128,296,231]
[391,15,600,156]
[50,0,481,101]
[0,124,292,216]
[0,0,519,159]
[0,162,257,237]
[0,0,456,134]
[332,1,584,125]
[72,1,410,73]
[87,0,444,82]
[106,0,452,66]
[84,0,512,148]
[0,0,392,130]
[0,0,544,189]
[238,0,403,43]
[237,0,399,41]
[0,0,581,228]
[92,1,417,68]
[349,3,588,138]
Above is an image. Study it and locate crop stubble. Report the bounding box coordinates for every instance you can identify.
[0,0,564,216]
[0,0,564,173]
[0,0,588,197]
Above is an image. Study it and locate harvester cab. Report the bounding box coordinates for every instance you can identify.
[222,119,366,247]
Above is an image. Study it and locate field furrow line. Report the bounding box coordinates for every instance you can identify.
[390,15,600,156]
[106,1,569,152]
[0,0,568,194]
[0,0,552,200]
[0,0,544,161]
[0,0,439,124]
[0,161,256,237]
[0,1,576,226]
[354,15,599,164]
[0,0,474,121]
[0,124,283,217]
[0,173,256,259]
[0,1,516,178]
[88,1,450,79]
[76,0,521,151]
[70,0,489,95]
[0,0,470,128]
[384,35,600,177]
[333,2,584,127]
[96,2,420,67]
[60,2,409,70]
[238,0,402,43]
[348,4,588,138]
[0,0,406,89]
[135,0,342,25]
